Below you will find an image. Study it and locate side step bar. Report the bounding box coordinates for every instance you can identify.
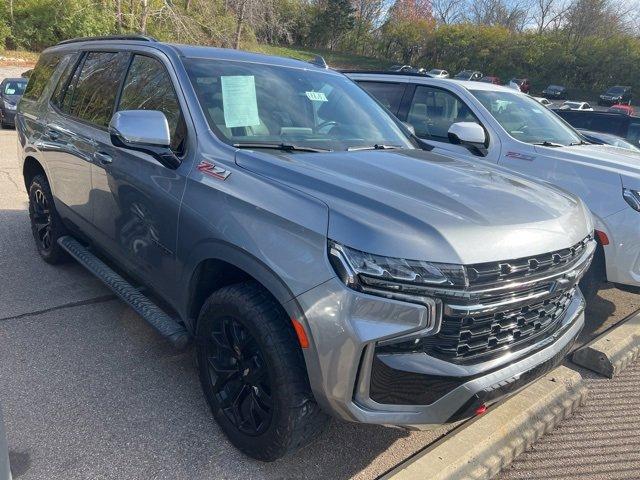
[58,236,191,349]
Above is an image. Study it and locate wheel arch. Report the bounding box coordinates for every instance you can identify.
[22,155,47,191]
[183,241,298,333]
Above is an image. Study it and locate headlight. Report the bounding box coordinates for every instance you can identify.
[328,241,466,295]
[623,188,640,211]
[3,100,16,110]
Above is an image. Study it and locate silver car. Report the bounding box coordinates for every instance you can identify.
[18,36,594,461]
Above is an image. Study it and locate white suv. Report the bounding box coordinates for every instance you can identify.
[349,73,640,298]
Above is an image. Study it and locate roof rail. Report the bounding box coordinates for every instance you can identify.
[57,34,158,46]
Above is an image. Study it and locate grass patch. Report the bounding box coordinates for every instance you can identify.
[247,44,390,70]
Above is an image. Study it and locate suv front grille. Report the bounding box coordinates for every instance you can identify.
[466,235,592,287]
[375,235,595,363]
[428,288,576,359]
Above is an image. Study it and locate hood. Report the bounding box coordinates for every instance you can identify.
[236,149,592,264]
[534,143,640,181]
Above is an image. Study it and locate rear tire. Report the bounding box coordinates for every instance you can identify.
[196,281,328,461]
[580,244,606,304]
[28,174,69,264]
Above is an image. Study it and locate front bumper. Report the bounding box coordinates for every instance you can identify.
[598,98,619,106]
[296,275,585,427]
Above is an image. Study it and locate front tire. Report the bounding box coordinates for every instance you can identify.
[28,174,69,264]
[196,282,328,461]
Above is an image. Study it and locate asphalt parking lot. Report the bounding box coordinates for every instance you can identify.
[0,127,459,479]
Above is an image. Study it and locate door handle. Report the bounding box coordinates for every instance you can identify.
[94,151,113,165]
[46,128,60,140]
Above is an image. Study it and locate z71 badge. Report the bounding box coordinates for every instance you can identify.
[505,151,536,161]
[196,161,231,180]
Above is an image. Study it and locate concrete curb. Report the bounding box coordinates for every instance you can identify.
[572,310,640,378]
[381,366,586,480]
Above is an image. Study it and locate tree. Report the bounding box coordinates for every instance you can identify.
[309,0,355,50]
[466,0,528,32]
[431,0,464,24]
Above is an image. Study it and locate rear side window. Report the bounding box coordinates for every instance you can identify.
[68,51,130,128]
[358,81,406,114]
[117,55,187,153]
[22,53,63,101]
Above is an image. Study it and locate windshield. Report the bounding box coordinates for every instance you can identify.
[455,71,472,78]
[3,80,27,95]
[184,58,415,152]
[607,87,626,94]
[471,89,583,146]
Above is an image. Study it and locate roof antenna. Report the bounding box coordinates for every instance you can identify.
[309,55,328,69]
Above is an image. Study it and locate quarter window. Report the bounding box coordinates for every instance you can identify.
[407,86,478,140]
[22,53,64,101]
[358,81,406,114]
[68,51,130,128]
[51,54,81,109]
[118,55,187,154]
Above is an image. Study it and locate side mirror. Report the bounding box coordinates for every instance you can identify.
[447,122,487,156]
[109,110,180,169]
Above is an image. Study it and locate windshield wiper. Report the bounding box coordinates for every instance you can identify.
[569,140,590,146]
[233,142,332,153]
[347,144,404,151]
[533,141,564,148]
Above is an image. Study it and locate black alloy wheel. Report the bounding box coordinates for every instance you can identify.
[205,315,273,436]
[31,185,53,251]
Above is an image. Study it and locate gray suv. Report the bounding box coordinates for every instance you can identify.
[17,36,595,461]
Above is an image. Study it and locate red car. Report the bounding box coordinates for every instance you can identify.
[509,78,531,94]
[608,104,635,115]
[479,76,501,85]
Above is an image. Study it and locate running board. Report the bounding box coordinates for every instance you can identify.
[58,236,191,349]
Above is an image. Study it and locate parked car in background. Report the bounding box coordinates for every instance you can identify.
[534,97,553,107]
[560,101,593,111]
[428,68,449,78]
[453,69,482,81]
[578,129,640,152]
[555,110,640,148]
[479,76,501,85]
[508,78,530,94]
[389,64,414,72]
[608,104,635,115]
[350,72,640,300]
[598,86,632,106]
[0,406,9,480]
[0,77,28,128]
[542,84,567,99]
[17,36,596,462]
[388,65,427,75]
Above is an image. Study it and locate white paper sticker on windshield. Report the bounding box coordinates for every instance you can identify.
[305,91,328,102]
[5,89,15,95]
[221,76,260,128]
